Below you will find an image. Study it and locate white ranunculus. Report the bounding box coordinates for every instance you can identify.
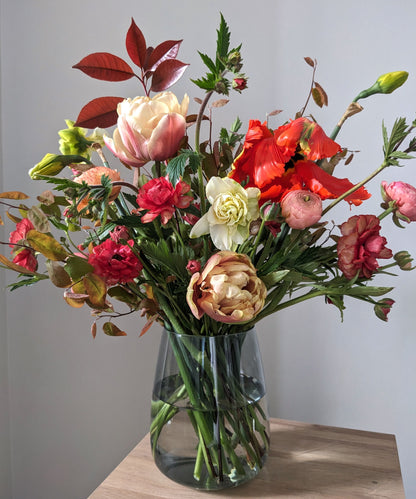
[190,177,260,250]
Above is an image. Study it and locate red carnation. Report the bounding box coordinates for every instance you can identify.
[88,239,143,286]
[136,177,192,225]
[337,214,393,280]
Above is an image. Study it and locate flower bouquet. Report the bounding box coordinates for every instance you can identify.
[1,14,415,490]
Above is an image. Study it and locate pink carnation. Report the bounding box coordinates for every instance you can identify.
[88,239,143,286]
[337,214,393,280]
[136,177,192,225]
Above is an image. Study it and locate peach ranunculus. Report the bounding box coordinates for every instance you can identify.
[381,180,416,222]
[337,214,393,280]
[190,177,260,251]
[186,251,267,324]
[280,189,322,229]
[74,166,121,212]
[104,91,189,168]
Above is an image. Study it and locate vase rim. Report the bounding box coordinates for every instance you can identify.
[162,326,256,339]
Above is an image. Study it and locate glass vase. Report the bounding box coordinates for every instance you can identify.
[150,327,270,491]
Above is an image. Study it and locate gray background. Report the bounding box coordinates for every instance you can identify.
[1,0,416,497]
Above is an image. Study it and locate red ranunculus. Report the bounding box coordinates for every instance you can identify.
[337,214,393,280]
[9,218,34,248]
[12,249,38,272]
[88,239,143,286]
[229,118,370,206]
[136,177,192,225]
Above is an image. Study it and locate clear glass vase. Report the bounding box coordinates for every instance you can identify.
[150,327,270,491]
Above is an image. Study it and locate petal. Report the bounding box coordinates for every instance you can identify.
[147,113,186,161]
[189,213,210,238]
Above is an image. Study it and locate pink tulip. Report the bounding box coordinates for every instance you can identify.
[280,190,322,229]
[104,92,189,168]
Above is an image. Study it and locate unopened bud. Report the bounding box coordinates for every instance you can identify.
[260,202,281,222]
[374,298,395,322]
[354,71,409,101]
[394,250,414,270]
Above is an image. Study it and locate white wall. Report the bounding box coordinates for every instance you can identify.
[0,0,12,492]
[1,0,416,498]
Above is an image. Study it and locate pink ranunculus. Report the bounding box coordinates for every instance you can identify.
[104,92,189,168]
[381,180,416,221]
[280,189,323,229]
[12,248,38,272]
[337,214,393,280]
[109,225,130,243]
[186,260,201,274]
[186,251,267,324]
[136,177,192,225]
[9,218,34,248]
[88,239,143,286]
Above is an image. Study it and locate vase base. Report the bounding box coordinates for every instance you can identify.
[154,450,267,490]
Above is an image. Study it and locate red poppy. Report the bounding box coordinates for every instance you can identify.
[230,118,370,206]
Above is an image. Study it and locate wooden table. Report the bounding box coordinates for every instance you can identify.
[88,418,405,498]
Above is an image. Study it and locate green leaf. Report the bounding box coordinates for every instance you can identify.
[45,260,72,288]
[26,230,68,261]
[167,150,202,185]
[198,51,217,73]
[64,255,95,280]
[262,270,290,288]
[102,322,127,336]
[216,13,230,60]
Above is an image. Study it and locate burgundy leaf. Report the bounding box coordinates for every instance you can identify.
[126,18,147,68]
[74,96,124,129]
[145,40,183,72]
[150,59,189,92]
[73,52,135,81]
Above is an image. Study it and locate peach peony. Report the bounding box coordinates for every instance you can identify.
[186,251,266,324]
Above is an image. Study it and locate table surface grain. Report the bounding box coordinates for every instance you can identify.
[88,418,405,498]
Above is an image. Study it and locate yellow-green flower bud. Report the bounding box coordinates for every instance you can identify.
[354,71,409,101]
[29,153,91,179]
[58,120,99,158]
[29,154,66,179]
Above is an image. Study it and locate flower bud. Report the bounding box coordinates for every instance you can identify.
[214,80,228,94]
[232,77,248,92]
[260,202,280,222]
[29,154,66,179]
[227,51,243,71]
[58,120,96,159]
[374,298,395,322]
[394,250,414,270]
[354,71,408,101]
